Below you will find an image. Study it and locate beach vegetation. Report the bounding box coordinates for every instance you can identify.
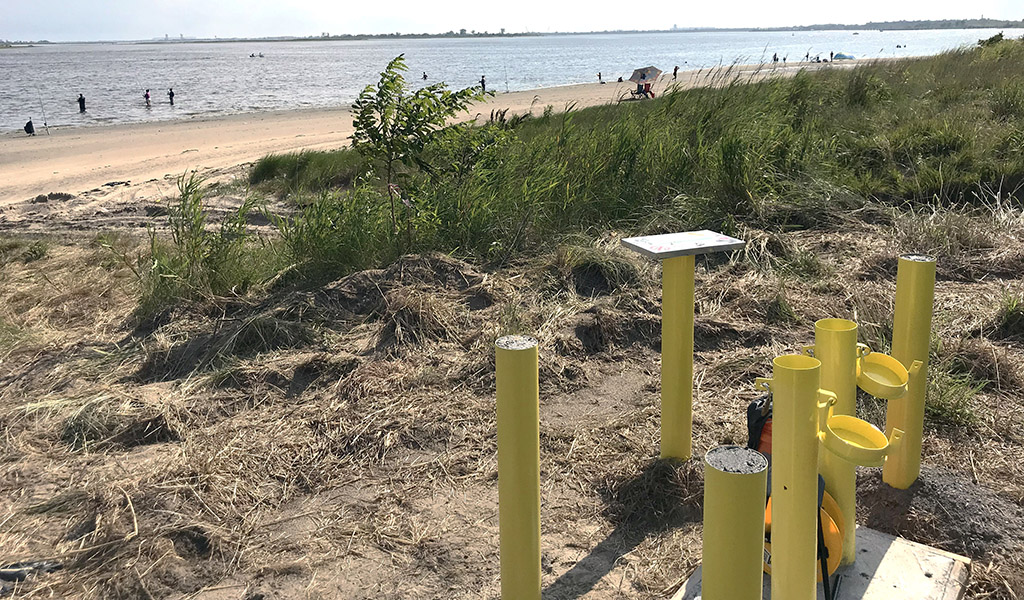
[235,38,1024,287]
[136,173,273,320]
[250,149,367,196]
[350,54,486,240]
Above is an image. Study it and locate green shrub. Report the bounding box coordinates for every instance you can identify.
[250,150,367,195]
[137,173,267,318]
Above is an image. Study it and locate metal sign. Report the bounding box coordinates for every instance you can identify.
[621,230,745,260]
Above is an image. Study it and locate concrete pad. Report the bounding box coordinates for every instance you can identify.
[673,526,971,600]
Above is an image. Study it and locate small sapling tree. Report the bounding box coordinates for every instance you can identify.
[351,54,487,241]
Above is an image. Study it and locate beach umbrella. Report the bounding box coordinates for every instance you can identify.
[629,66,662,83]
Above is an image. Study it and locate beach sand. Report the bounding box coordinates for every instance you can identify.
[0,60,869,227]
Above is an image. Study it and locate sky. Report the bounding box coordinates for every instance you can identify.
[3,0,1024,41]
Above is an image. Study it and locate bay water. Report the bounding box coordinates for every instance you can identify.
[1,28,1018,132]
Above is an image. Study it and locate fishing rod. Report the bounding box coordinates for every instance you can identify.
[34,84,50,135]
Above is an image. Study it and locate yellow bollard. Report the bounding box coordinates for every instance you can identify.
[495,335,541,600]
[702,445,768,600]
[812,318,860,565]
[763,354,826,600]
[661,254,695,460]
[884,254,936,489]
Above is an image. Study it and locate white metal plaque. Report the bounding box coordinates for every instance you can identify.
[621,230,745,260]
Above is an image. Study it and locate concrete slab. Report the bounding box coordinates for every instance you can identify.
[672,526,971,600]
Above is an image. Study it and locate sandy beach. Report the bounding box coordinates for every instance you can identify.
[0,60,866,226]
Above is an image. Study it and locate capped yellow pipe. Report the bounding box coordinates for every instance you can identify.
[765,354,824,600]
[702,445,768,600]
[495,335,541,600]
[813,318,859,565]
[661,254,695,460]
[884,254,936,489]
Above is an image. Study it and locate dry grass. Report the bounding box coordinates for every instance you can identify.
[2,206,1024,599]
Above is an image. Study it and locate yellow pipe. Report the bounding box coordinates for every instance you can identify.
[495,335,541,600]
[884,361,926,489]
[767,354,824,600]
[884,254,936,489]
[813,318,859,565]
[661,254,695,460]
[702,445,768,600]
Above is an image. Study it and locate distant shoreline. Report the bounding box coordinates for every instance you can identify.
[8,20,1023,45]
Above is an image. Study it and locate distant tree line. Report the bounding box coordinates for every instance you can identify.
[784,18,1024,31]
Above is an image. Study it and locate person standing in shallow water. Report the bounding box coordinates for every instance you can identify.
[479,75,486,93]
[77,94,86,112]
[168,88,175,105]
[144,89,151,107]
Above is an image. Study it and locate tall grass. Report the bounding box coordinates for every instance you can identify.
[154,38,1024,293]
[137,173,277,319]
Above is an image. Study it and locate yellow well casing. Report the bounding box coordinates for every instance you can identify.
[495,335,541,600]
[702,446,768,600]
[813,318,858,565]
[884,255,936,489]
[768,354,823,600]
[661,254,696,460]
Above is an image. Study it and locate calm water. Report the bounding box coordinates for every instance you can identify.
[1,28,1019,132]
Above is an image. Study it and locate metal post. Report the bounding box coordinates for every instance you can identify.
[495,335,541,600]
[814,318,858,564]
[884,255,936,489]
[702,445,768,600]
[661,254,695,460]
[768,354,823,600]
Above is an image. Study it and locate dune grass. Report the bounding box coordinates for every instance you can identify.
[150,38,1024,306]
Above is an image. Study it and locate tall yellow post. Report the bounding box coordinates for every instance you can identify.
[702,445,768,600]
[661,254,695,460]
[814,318,859,565]
[884,254,936,489]
[769,354,823,600]
[495,335,541,600]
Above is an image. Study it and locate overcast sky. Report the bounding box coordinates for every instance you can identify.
[4,0,1024,41]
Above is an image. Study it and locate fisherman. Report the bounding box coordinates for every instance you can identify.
[24,119,35,136]
[168,88,175,105]
[77,94,86,112]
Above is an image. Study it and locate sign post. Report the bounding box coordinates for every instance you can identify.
[622,230,744,460]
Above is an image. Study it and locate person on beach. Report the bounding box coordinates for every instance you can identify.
[673,65,678,79]
[144,89,151,107]
[598,71,602,83]
[830,51,834,61]
[168,88,175,105]
[773,52,778,63]
[77,94,86,112]
[24,119,35,135]
[479,75,486,93]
